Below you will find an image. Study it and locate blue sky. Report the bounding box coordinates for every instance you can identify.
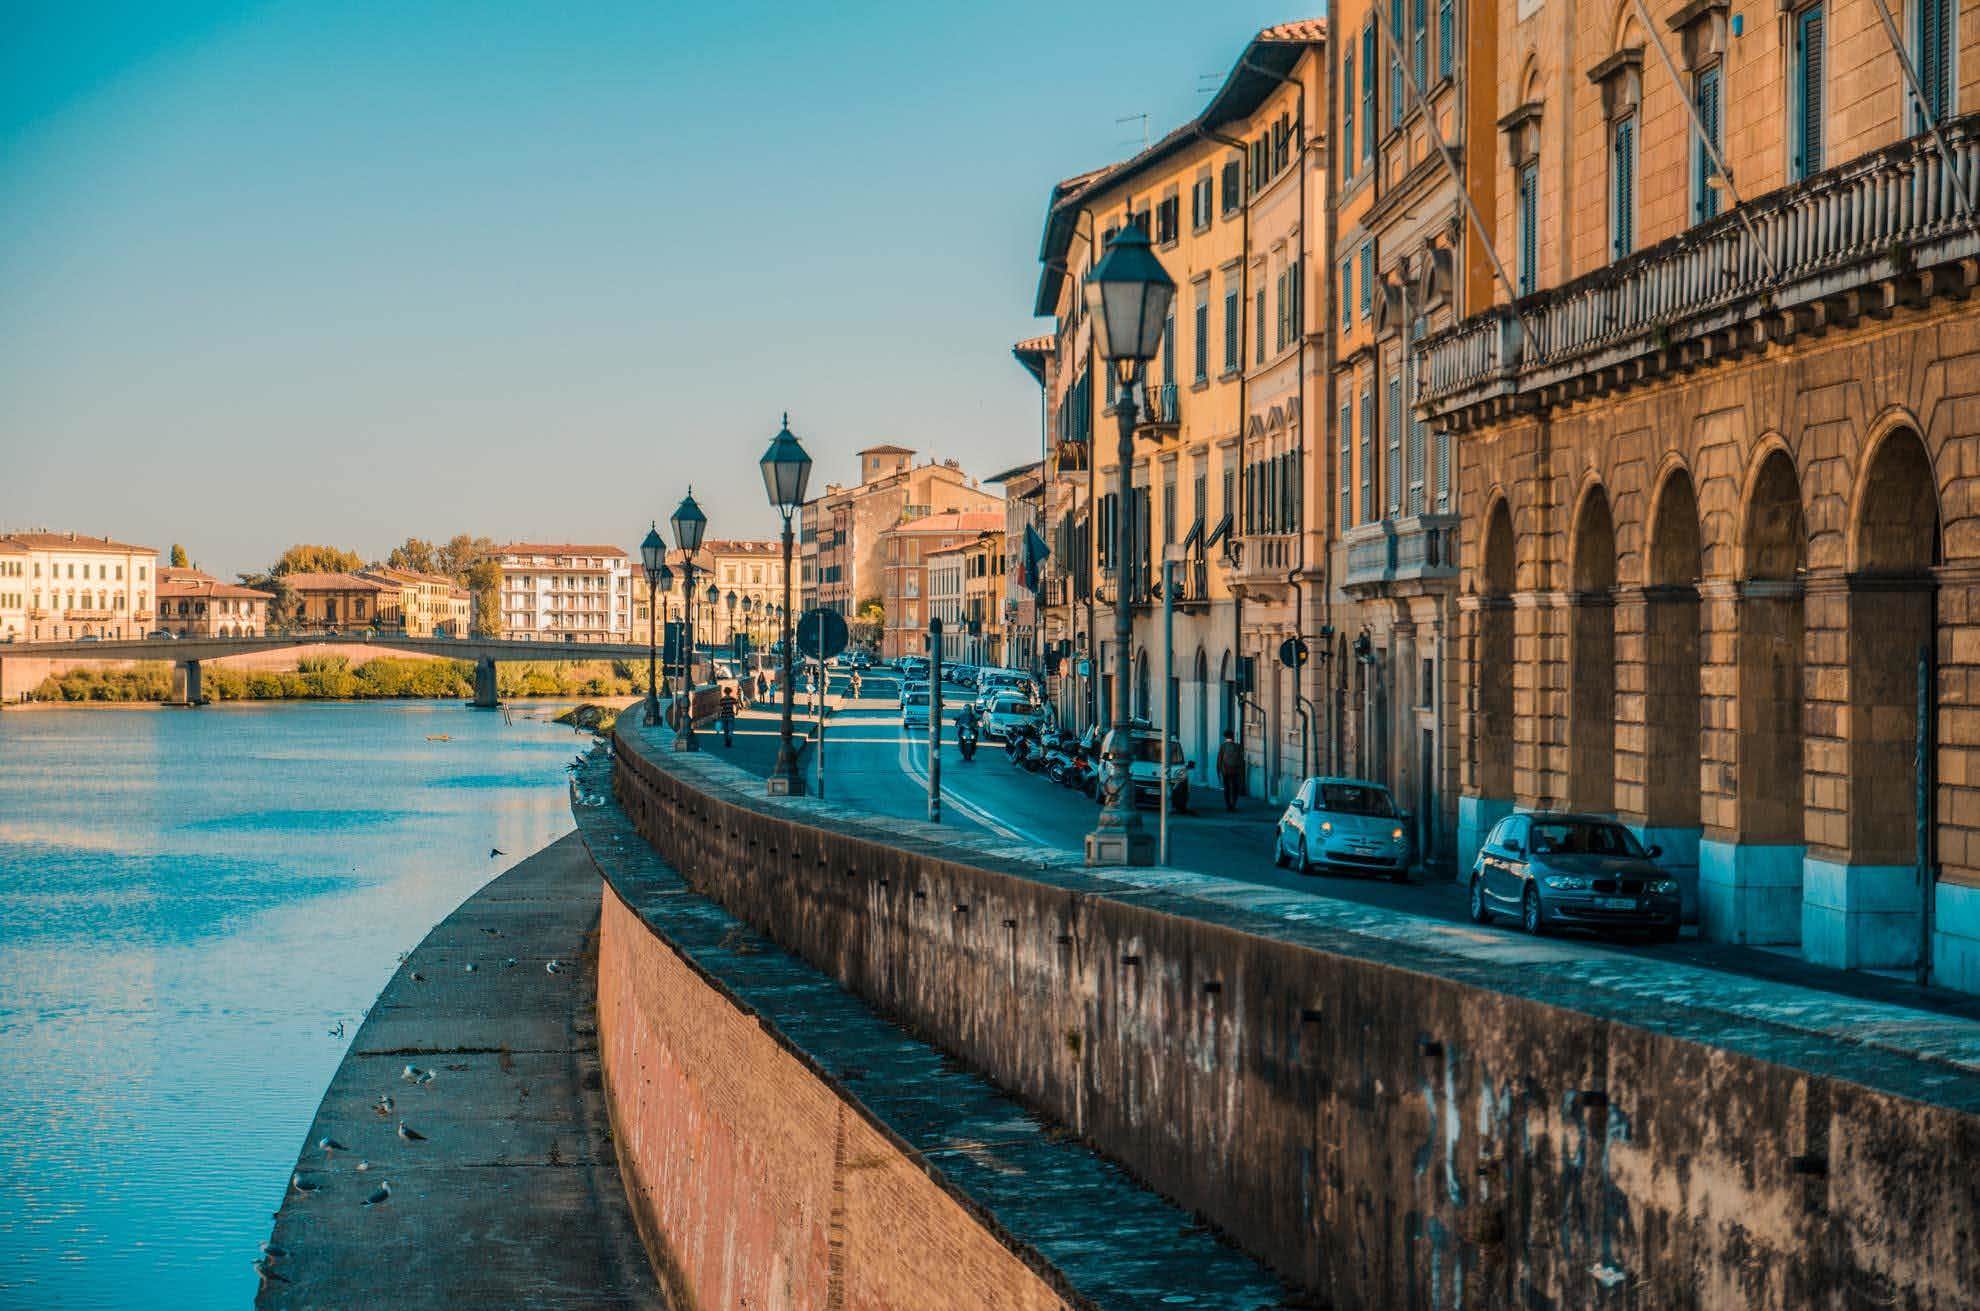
[1,0,1313,577]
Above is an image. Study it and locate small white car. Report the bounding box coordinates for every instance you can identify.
[899,678,928,707]
[901,689,933,731]
[1275,776,1411,881]
[980,694,1044,741]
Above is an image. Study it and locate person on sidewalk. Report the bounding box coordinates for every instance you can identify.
[1215,731,1244,812]
[718,689,737,747]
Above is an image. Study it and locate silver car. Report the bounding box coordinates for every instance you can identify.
[1275,777,1410,880]
[1469,812,1681,940]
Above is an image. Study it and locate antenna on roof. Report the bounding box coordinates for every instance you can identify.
[1196,72,1221,97]
[1116,112,1149,151]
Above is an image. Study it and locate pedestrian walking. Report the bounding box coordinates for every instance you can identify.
[719,689,737,747]
[1215,730,1244,812]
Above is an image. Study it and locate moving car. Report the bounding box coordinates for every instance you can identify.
[1468,812,1681,940]
[980,693,1044,741]
[898,678,928,707]
[147,630,177,641]
[1276,777,1410,880]
[901,689,933,731]
[1113,722,1188,811]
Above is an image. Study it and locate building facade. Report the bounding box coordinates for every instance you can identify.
[0,532,158,641]
[928,543,968,662]
[284,572,393,632]
[358,568,471,636]
[809,446,1004,625]
[989,459,1046,675]
[877,511,1005,660]
[495,544,634,643]
[1026,22,1331,802]
[1328,0,1498,869]
[959,530,1007,666]
[156,568,273,637]
[1419,0,1980,988]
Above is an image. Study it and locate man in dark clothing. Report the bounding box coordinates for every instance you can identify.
[718,690,737,747]
[1215,731,1245,811]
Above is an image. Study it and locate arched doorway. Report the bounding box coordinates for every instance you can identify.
[1134,650,1151,723]
[1568,485,1617,814]
[1193,647,1209,780]
[1643,469,1704,868]
[1833,425,1940,968]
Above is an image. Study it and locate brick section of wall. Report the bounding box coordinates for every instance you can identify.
[614,731,1980,1310]
[595,887,1071,1311]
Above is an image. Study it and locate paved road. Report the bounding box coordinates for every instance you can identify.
[699,665,1980,1022]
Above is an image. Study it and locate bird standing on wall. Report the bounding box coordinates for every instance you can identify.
[397,1121,427,1143]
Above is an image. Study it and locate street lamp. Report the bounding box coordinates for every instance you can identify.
[670,488,708,751]
[760,412,814,795]
[725,590,738,650]
[640,523,668,726]
[1081,219,1175,866]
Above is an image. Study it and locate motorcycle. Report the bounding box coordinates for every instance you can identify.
[957,721,979,763]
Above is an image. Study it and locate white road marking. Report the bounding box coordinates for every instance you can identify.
[896,734,1058,848]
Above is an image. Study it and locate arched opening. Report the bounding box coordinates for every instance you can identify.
[1643,469,1703,840]
[1476,500,1516,802]
[1134,649,1151,723]
[1738,449,1806,849]
[1847,427,1940,871]
[1219,649,1234,743]
[1193,647,1210,779]
[1569,485,1618,813]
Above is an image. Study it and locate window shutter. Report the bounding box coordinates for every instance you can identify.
[1918,0,1948,125]
[1612,117,1635,259]
[1795,6,1825,179]
[1342,259,1353,330]
[1340,402,1353,524]
[1360,243,1374,316]
[1389,0,1405,125]
[1386,378,1402,517]
[1359,389,1376,523]
[1407,414,1425,516]
[1518,162,1538,294]
[1344,57,1356,176]
[1257,286,1268,363]
[1361,26,1377,158]
[1694,68,1722,223]
[1438,0,1453,79]
[1435,426,1451,511]
[1224,289,1238,371]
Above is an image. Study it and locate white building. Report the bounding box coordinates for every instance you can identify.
[495,543,633,643]
[926,543,967,664]
[0,531,158,641]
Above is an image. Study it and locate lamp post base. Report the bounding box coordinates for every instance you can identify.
[768,743,806,796]
[642,690,661,727]
[766,773,807,797]
[1084,824,1154,866]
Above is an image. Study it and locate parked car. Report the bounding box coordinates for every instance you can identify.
[1469,812,1681,940]
[901,689,933,731]
[147,630,177,641]
[1275,777,1410,881]
[981,693,1044,741]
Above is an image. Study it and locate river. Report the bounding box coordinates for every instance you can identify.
[0,700,596,1309]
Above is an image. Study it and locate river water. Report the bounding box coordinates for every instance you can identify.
[0,701,593,1309]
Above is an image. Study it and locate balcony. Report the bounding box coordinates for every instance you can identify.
[1138,382,1181,433]
[1341,515,1460,594]
[1231,533,1296,591]
[1419,118,1980,430]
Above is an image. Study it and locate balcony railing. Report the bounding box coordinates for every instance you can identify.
[1141,382,1181,427]
[1420,117,1980,422]
[1341,515,1460,592]
[1232,533,1296,583]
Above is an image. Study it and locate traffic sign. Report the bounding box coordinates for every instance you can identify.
[797,608,850,660]
[1278,637,1309,669]
[1077,657,1092,678]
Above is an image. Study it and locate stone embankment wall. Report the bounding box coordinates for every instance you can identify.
[611,727,1980,1310]
[596,886,1074,1310]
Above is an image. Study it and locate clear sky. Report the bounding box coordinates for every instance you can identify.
[1,0,1314,578]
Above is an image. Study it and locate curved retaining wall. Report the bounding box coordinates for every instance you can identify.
[610,723,1980,1310]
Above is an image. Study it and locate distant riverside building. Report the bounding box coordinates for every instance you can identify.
[495,544,632,643]
[927,543,966,663]
[155,568,273,637]
[0,531,158,640]
[989,459,1045,675]
[283,572,392,632]
[358,568,471,636]
[877,510,1004,660]
[802,446,1004,621]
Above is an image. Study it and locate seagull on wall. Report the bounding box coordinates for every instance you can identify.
[318,1136,349,1159]
[361,1181,392,1208]
[397,1121,427,1143]
[290,1172,321,1197]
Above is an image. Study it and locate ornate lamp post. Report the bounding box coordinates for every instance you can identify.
[640,523,668,726]
[760,413,814,795]
[725,590,738,650]
[670,489,707,751]
[1081,220,1175,866]
[704,584,718,650]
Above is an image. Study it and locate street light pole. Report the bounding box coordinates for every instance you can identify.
[640,525,667,727]
[760,413,814,796]
[670,491,707,751]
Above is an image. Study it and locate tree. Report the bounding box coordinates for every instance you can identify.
[271,544,364,576]
[853,596,885,647]
[437,534,497,579]
[169,544,189,569]
[384,537,440,575]
[464,559,501,636]
[239,571,297,627]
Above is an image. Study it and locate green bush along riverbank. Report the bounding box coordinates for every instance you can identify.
[32,656,658,703]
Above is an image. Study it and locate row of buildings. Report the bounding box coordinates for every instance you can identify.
[1008,4,1980,990]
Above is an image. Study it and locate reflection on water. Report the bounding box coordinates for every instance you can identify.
[0,701,593,1309]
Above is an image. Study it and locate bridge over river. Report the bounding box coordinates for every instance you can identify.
[0,633,657,706]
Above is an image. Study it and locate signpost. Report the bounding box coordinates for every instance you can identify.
[797,609,850,799]
[927,616,943,823]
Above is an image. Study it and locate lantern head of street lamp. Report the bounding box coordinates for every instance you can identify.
[759,413,813,516]
[726,590,737,610]
[640,523,667,585]
[670,489,707,555]
[1082,220,1175,376]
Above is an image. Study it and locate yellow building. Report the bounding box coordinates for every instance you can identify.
[284,572,393,632]
[1025,21,1330,803]
[359,568,471,636]
[805,446,1004,623]
[1420,0,1980,987]
[156,568,273,637]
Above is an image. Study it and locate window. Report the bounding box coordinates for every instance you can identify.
[1193,283,1210,382]
[1343,54,1356,179]
[1255,283,1267,364]
[1223,279,1240,373]
[1610,113,1636,259]
[1289,258,1302,338]
[1359,388,1376,523]
[1221,158,1242,213]
[1692,66,1722,224]
[1275,267,1289,351]
[1792,4,1825,180]
[1155,194,1180,245]
[1361,24,1378,160]
[1915,0,1953,128]
[1386,376,1403,517]
[1438,0,1454,79]
[1359,242,1374,318]
[1389,0,1405,126]
[1339,400,1354,524]
[1341,258,1353,330]
[1162,308,1176,386]
[1517,160,1539,295]
[1193,175,1214,230]
[1411,0,1428,87]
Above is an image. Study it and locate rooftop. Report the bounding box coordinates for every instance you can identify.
[279,571,393,592]
[157,568,275,600]
[0,531,158,555]
[887,510,1005,537]
[495,543,630,560]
